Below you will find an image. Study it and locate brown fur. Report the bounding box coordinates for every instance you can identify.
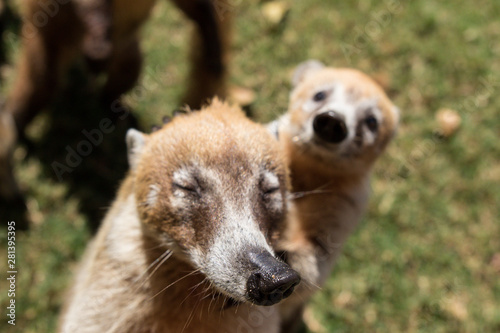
[0,110,17,200]
[0,0,7,65]
[273,61,399,332]
[9,0,230,127]
[59,99,292,333]
[0,0,232,228]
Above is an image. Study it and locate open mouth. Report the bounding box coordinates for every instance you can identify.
[310,136,341,154]
[312,135,335,147]
[310,135,363,159]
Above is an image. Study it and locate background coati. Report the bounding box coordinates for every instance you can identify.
[270,60,399,332]
[0,0,232,230]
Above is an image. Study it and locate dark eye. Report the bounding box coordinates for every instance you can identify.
[365,116,378,132]
[313,91,327,102]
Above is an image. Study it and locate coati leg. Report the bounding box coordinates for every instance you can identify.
[171,0,232,109]
[0,0,6,66]
[100,36,141,128]
[6,1,84,134]
[0,1,84,228]
[0,110,29,230]
[101,37,142,105]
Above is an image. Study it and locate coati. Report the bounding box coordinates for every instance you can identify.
[0,0,232,228]
[270,60,400,332]
[58,99,300,333]
[9,0,230,122]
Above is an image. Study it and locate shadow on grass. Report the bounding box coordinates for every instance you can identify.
[0,7,140,233]
[30,67,140,233]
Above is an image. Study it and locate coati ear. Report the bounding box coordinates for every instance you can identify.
[292,60,325,87]
[126,129,147,170]
[387,105,400,138]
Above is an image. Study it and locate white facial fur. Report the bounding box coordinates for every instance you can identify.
[201,202,275,302]
[165,164,283,302]
[299,82,384,155]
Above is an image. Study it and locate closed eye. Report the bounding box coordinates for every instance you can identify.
[173,183,195,191]
[260,171,281,201]
[172,182,200,197]
[263,187,280,196]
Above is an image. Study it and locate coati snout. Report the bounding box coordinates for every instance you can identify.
[312,111,349,143]
[246,249,300,305]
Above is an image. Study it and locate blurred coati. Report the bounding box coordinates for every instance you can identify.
[269,60,400,332]
[58,99,300,333]
[0,0,232,229]
[0,0,7,65]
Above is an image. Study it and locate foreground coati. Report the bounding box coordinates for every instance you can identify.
[58,99,300,333]
[269,60,400,332]
[0,0,231,228]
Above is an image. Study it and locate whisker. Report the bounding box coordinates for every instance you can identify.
[288,189,335,200]
[220,295,228,319]
[181,292,200,333]
[206,292,215,313]
[180,277,207,306]
[149,268,201,300]
[288,182,335,200]
[144,243,170,251]
[135,249,173,288]
[203,281,220,316]
[188,278,207,293]
[302,279,321,291]
[143,249,172,275]
[199,287,214,301]
[194,282,213,301]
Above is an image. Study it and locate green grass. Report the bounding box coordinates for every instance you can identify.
[1,0,499,332]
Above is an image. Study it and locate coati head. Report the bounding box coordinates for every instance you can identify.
[281,60,399,174]
[126,99,300,306]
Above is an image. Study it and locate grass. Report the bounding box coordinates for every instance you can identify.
[1,0,499,332]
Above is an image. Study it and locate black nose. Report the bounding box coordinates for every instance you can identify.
[313,111,348,143]
[246,250,301,306]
